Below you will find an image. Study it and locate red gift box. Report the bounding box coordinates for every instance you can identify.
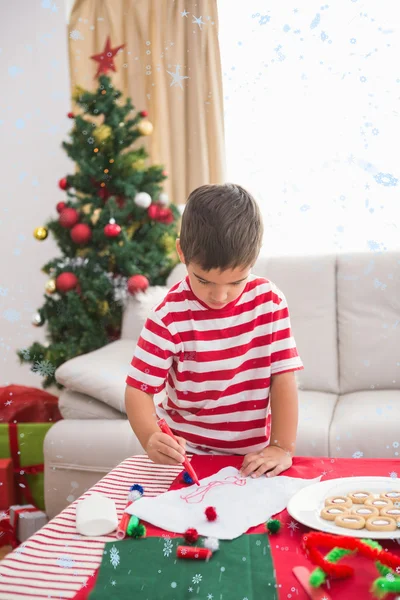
[0,458,15,510]
[0,385,62,424]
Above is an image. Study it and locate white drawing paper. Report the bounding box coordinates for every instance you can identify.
[127,466,321,540]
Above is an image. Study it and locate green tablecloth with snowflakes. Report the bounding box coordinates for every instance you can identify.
[89,534,277,600]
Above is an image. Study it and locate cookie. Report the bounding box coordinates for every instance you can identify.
[365,516,397,532]
[380,491,400,501]
[320,505,349,521]
[324,495,352,509]
[351,505,379,518]
[348,491,373,504]
[334,514,366,530]
[365,497,393,510]
[380,506,400,519]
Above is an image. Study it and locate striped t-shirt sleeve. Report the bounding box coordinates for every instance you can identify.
[270,289,303,375]
[126,311,176,395]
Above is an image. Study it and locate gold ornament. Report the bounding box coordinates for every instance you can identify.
[118,241,124,247]
[33,227,48,241]
[126,222,141,239]
[98,300,109,316]
[93,124,112,144]
[91,208,101,225]
[45,279,56,294]
[82,203,93,215]
[72,84,86,101]
[161,233,176,253]
[137,120,153,136]
[131,158,146,171]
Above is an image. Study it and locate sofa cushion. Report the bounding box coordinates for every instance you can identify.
[296,390,338,457]
[337,251,400,394]
[121,286,169,340]
[58,389,126,420]
[55,340,137,413]
[254,255,339,394]
[329,390,400,459]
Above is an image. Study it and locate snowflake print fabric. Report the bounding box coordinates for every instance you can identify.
[88,534,277,599]
[127,467,321,540]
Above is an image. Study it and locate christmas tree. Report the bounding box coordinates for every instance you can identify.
[18,48,180,389]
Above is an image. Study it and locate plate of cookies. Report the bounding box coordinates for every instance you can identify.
[286,476,400,539]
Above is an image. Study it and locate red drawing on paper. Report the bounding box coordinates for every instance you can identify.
[180,475,247,504]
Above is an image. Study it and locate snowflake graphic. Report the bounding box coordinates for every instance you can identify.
[141,383,148,392]
[374,172,398,187]
[57,555,75,568]
[207,595,213,600]
[3,309,21,323]
[352,450,364,459]
[310,13,321,29]
[15,543,27,554]
[192,15,205,29]
[255,540,261,546]
[180,547,188,555]
[87,137,94,144]
[393,442,399,449]
[0,287,8,297]
[390,471,398,478]
[288,520,299,534]
[32,360,56,377]
[20,348,30,359]
[259,15,270,25]
[111,580,116,586]
[69,29,84,41]
[188,587,193,592]
[192,574,202,584]
[4,400,12,407]
[110,545,120,568]
[163,538,173,557]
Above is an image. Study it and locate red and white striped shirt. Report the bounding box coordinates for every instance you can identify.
[126,275,303,455]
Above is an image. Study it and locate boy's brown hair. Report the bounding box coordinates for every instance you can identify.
[179,183,263,271]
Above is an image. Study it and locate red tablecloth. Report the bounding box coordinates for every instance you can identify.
[1,455,399,599]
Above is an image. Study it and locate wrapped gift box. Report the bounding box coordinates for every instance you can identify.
[0,458,15,510]
[9,504,48,544]
[0,385,62,511]
[0,423,53,510]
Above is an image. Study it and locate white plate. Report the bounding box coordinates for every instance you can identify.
[287,476,400,539]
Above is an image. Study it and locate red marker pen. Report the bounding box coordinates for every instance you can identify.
[157,418,200,485]
[177,545,212,560]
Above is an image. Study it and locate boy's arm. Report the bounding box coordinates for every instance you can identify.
[124,385,185,465]
[269,371,299,456]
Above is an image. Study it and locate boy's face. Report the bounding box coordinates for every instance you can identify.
[176,241,251,310]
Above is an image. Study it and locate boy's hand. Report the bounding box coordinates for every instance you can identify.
[146,431,187,466]
[240,445,292,479]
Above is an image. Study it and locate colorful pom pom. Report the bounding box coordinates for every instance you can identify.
[131,523,146,538]
[128,484,144,501]
[266,518,281,534]
[184,528,199,544]
[205,506,217,521]
[203,537,220,552]
[130,484,144,495]
[182,471,194,485]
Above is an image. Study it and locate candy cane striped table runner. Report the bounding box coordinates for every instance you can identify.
[0,456,182,599]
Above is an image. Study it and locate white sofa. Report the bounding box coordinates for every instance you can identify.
[44,252,400,518]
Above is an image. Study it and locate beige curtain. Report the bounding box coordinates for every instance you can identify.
[68,0,225,205]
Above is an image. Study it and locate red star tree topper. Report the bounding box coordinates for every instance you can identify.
[90,36,125,78]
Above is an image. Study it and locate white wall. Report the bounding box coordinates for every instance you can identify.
[0,0,72,389]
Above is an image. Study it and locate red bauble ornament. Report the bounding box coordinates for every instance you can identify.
[139,110,148,118]
[205,506,217,521]
[157,207,174,225]
[59,208,79,228]
[184,528,199,544]
[56,272,78,293]
[67,112,75,119]
[162,170,168,177]
[147,204,159,220]
[71,223,92,245]
[98,186,111,202]
[127,274,149,295]
[58,177,69,191]
[56,201,67,214]
[104,221,121,238]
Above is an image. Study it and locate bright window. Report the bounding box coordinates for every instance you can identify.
[218,1,400,256]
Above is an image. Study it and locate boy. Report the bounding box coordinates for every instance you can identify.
[125,183,303,478]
